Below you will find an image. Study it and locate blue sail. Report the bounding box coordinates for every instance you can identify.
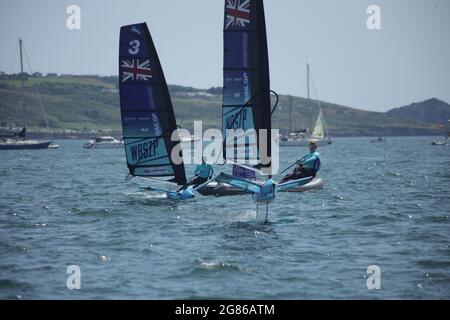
[222,0,272,170]
[119,23,186,185]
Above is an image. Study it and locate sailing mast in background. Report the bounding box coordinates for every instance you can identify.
[280,61,331,146]
[0,39,54,150]
[306,62,310,132]
[307,63,331,144]
[288,95,293,134]
[19,39,26,129]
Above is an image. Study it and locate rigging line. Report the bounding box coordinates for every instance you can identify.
[6,42,20,75]
[309,68,322,110]
[23,45,53,139]
[270,90,279,115]
[309,68,329,134]
[31,85,51,133]
[22,44,34,74]
[279,160,300,175]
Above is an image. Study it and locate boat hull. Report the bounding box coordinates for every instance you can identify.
[196,181,250,197]
[431,141,447,145]
[280,177,324,192]
[0,141,51,150]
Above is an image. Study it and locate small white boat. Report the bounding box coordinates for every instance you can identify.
[83,136,123,149]
[431,133,448,145]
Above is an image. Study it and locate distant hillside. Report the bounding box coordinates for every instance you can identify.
[0,74,443,137]
[387,98,450,126]
[272,95,441,137]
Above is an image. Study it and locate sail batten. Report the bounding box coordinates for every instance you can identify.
[119,23,186,185]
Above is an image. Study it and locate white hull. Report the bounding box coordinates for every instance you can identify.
[431,140,447,146]
[281,177,324,192]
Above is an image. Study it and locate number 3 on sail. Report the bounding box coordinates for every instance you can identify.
[128,40,140,55]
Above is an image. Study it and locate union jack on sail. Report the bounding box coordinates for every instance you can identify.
[120,59,152,83]
[225,0,251,29]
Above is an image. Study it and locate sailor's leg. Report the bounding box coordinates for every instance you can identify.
[280,174,291,183]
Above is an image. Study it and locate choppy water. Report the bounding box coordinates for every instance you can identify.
[0,137,449,299]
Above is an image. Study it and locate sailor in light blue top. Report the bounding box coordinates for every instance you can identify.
[279,141,321,183]
[299,148,320,170]
[194,158,214,179]
[179,157,214,191]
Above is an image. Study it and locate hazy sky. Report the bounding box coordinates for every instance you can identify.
[0,0,449,111]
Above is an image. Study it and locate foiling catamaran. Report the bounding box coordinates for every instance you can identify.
[201,0,315,222]
[119,23,207,200]
[196,0,274,197]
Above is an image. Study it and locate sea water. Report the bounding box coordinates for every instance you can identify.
[0,137,449,299]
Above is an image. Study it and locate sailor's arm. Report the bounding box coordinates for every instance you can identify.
[297,154,311,165]
[301,154,318,168]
